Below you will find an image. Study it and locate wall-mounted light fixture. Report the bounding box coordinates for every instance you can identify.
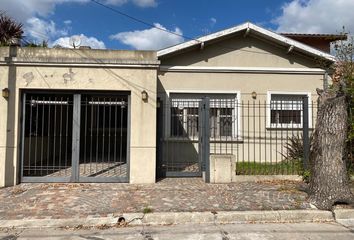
[251,91,257,99]
[2,88,9,99]
[141,90,148,101]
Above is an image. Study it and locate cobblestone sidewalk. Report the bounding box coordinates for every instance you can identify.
[0,178,310,220]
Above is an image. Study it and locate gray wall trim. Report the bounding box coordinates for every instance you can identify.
[159,66,326,74]
[0,61,159,69]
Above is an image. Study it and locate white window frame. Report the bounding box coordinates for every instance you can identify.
[266,91,312,129]
[165,90,241,139]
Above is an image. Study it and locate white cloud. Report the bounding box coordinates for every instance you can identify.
[132,0,157,7]
[274,0,354,34]
[210,17,217,27]
[0,0,157,22]
[64,20,72,25]
[110,23,184,50]
[104,0,157,7]
[53,34,106,49]
[1,0,158,48]
[0,0,88,22]
[103,0,128,6]
[26,17,69,42]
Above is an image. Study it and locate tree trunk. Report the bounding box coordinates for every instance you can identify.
[309,92,354,210]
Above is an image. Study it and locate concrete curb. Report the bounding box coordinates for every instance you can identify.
[127,210,334,225]
[0,210,335,229]
[0,217,118,229]
[333,209,354,227]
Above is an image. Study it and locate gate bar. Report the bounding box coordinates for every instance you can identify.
[20,93,26,180]
[71,94,81,182]
[126,95,131,182]
[302,96,310,170]
[202,98,210,183]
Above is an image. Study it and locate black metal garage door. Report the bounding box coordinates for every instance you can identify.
[20,91,130,183]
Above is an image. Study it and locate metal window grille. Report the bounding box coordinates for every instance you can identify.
[270,94,305,128]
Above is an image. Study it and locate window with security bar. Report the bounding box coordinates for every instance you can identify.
[169,93,238,139]
[170,101,199,138]
[269,93,309,128]
[211,108,233,138]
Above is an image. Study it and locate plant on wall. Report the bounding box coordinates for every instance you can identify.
[0,12,23,46]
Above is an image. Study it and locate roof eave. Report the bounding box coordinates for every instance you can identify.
[157,22,250,57]
[280,33,347,41]
[157,22,336,62]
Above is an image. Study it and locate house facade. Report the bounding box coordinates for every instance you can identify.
[0,48,159,186]
[156,23,338,179]
[0,22,341,187]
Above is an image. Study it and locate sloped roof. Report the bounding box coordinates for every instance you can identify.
[157,22,336,62]
[280,33,347,41]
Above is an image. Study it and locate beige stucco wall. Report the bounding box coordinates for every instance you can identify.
[0,47,158,187]
[158,34,329,169]
[161,35,318,68]
[158,35,326,97]
[158,72,323,98]
[0,63,9,187]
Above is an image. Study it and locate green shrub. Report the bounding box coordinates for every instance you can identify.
[300,170,311,183]
[281,134,313,162]
[143,206,153,214]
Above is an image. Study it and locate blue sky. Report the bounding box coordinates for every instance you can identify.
[1,0,354,50]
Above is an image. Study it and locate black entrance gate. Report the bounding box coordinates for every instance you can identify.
[157,97,210,178]
[20,91,130,183]
[157,94,316,180]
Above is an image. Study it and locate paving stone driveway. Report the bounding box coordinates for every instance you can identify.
[0,178,310,220]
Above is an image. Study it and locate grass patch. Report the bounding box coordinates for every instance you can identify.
[236,161,301,175]
[142,206,153,214]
